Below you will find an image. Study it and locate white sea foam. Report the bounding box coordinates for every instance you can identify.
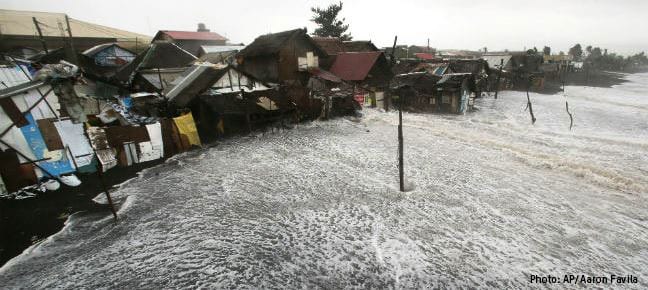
[1,74,647,288]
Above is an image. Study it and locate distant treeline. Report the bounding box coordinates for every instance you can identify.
[567,44,648,71]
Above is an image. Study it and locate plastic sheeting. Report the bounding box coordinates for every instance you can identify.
[19,113,74,177]
[54,119,94,168]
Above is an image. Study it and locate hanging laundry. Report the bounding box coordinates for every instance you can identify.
[19,113,74,177]
[173,112,202,147]
[53,119,94,167]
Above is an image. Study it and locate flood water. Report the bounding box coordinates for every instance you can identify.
[1,73,647,288]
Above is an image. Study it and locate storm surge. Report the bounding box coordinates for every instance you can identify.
[1,74,647,288]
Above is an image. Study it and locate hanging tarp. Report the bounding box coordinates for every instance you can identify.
[173,113,201,147]
[19,113,74,177]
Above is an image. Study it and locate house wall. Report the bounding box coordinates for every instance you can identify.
[278,35,323,84]
[239,56,279,83]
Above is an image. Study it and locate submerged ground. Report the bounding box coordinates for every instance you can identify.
[1,73,647,288]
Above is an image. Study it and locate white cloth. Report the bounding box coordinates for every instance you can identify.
[145,122,164,159]
[54,119,93,167]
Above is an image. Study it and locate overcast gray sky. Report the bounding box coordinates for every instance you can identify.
[2,0,647,55]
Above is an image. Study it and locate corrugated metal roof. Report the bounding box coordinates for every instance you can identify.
[200,45,244,54]
[0,65,31,89]
[0,9,151,40]
[312,37,345,56]
[309,68,341,83]
[482,54,512,69]
[329,52,382,81]
[160,31,227,41]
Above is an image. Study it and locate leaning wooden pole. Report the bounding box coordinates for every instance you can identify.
[82,124,118,222]
[526,77,537,124]
[64,15,79,64]
[32,17,48,54]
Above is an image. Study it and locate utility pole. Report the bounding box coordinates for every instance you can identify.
[494,58,503,99]
[32,17,48,53]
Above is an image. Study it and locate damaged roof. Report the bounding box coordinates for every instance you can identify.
[312,37,345,56]
[113,42,197,83]
[156,30,228,41]
[82,43,135,58]
[237,29,324,58]
[342,41,379,52]
[329,52,384,81]
[482,54,512,69]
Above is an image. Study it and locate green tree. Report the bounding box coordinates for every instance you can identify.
[569,44,583,60]
[543,46,551,55]
[310,1,352,41]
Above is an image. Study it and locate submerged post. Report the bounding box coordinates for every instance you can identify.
[494,58,503,99]
[398,100,404,192]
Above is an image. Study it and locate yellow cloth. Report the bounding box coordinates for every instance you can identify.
[173,113,201,146]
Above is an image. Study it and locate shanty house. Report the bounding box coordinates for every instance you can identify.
[236,28,326,85]
[153,25,228,57]
[329,51,393,109]
[312,37,380,69]
[392,72,476,114]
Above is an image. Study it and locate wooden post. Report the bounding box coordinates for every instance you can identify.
[32,17,48,54]
[526,77,537,124]
[64,15,79,64]
[157,67,164,92]
[494,58,503,99]
[398,93,404,192]
[98,168,118,222]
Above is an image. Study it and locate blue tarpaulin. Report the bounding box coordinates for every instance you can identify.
[19,113,74,177]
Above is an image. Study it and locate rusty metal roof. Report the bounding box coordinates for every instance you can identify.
[312,37,345,56]
[159,31,227,41]
[329,52,383,81]
[308,68,341,83]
